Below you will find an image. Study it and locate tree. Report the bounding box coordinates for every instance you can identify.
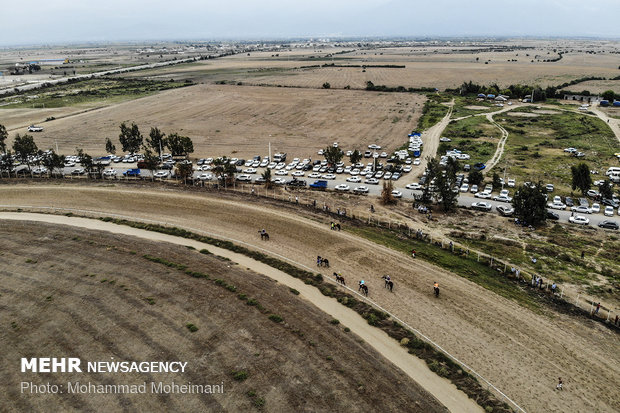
[599,180,613,200]
[142,147,160,180]
[0,150,15,177]
[436,157,460,211]
[468,170,484,187]
[41,150,65,177]
[147,127,167,157]
[571,163,592,195]
[512,183,547,226]
[349,149,362,165]
[323,146,343,167]
[602,90,615,102]
[166,133,194,157]
[213,157,236,186]
[105,138,116,154]
[381,180,395,205]
[12,133,38,171]
[421,157,440,204]
[76,148,95,178]
[118,122,143,154]
[0,123,7,153]
[492,172,502,191]
[175,162,193,185]
[322,82,331,89]
[261,168,273,189]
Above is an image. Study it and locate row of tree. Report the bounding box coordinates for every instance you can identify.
[108,123,194,158]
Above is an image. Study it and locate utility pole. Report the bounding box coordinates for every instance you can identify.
[159,139,163,162]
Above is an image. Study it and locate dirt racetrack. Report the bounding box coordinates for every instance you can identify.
[0,183,618,413]
[0,220,447,413]
[5,83,424,159]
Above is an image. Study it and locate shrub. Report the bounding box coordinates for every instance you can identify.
[268,314,283,323]
[330,319,340,325]
[289,288,300,295]
[344,327,351,332]
[400,338,410,346]
[186,323,198,332]
[145,297,155,305]
[247,298,258,306]
[232,370,248,381]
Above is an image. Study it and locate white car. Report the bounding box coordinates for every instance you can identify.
[403,166,412,173]
[335,184,350,192]
[236,174,252,182]
[591,203,600,213]
[413,159,421,166]
[260,160,269,167]
[353,185,369,194]
[198,173,213,180]
[243,168,257,174]
[507,179,515,188]
[471,202,492,211]
[439,137,451,142]
[604,206,614,216]
[368,144,381,150]
[499,189,510,197]
[365,178,380,185]
[346,176,362,183]
[470,185,478,193]
[547,202,566,210]
[103,169,117,176]
[275,170,288,176]
[32,166,48,174]
[494,195,512,203]
[71,168,85,175]
[322,174,336,180]
[272,177,287,185]
[460,184,469,192]
[308,172,321,178]
[569,215,589,225]
[475,191,492,199]
[406,183,421,190]
[154,171,169,178]
[391,190,403,198]
[291,171,304,177]
[571,205,592,214]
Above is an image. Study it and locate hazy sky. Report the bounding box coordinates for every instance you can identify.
[2,0,619,45]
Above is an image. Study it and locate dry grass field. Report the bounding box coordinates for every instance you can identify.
[1,183,618,413]
[0,220,445,412]
[6,83,425,159]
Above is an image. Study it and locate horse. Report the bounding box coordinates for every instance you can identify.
[434,285,440,298]
[322,258,329,268]
[359,284,368,297]
[260,232,269,241]
[334,272,346,286]
[381,275,394,292]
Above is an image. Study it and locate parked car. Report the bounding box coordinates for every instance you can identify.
[591,203,600,213]
[604,206,614,216]
[547,202,566,210]
[353,185,369,194]
[471,202,492,211]
[565,197,574,207]
[507,178,516,188]
[365,178,379,185]
[335,184,350,192]
[71,168,85,175]
[406,183,421,190]
[475,191,492,199]
[568,215,589,225]
[346,176,361,183]
[571,205,592,214]
[496,205,514,216]
[391,190,403,198]
[493,195,512,203]
[546,210,560,220]
[598,220,619,230]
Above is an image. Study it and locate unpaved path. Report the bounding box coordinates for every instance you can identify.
[483,114,510,173]
[0,211,479,413]
[1,185,618,413]
[405,100,454,183]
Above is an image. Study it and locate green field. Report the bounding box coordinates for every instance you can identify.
[438,115,502,165]
[449,95,496,118]
[416,94,450,131]
[494,107,619,192]
[0,77,192,109]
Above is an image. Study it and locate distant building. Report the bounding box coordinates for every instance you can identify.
[563,94,601,104]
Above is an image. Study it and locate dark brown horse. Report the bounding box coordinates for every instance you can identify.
[381,275,394,292]
[334,272,346,286]
[358,282,368,297]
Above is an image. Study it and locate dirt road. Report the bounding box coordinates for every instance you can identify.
[0,211,478,413]
[1,185,618,413]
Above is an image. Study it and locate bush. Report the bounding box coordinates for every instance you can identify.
[232,370,248,381]
[186,323,198,332]
[330,319,340,325]
[289,288,300,295]
[268,314,283,323]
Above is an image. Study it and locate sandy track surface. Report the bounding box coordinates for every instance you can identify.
[483,114,509,173]
[0,212,474,413]
[1,185,619,412]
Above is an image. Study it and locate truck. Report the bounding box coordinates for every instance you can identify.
[273,152,287,162]
[123,168,141,177]
[309,180,328,190]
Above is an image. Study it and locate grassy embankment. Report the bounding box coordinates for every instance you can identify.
[0,78,192,109]
[439,116,503,165]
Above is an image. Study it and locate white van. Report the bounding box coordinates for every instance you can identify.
[606,167,620,176]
